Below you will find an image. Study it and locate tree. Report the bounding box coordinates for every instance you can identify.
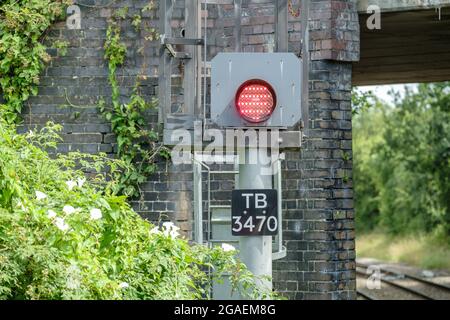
[353,83,450,237]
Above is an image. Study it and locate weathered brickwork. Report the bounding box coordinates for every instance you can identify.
[12,0,358,300]
[276,59,355,299]
[309,0,360,61]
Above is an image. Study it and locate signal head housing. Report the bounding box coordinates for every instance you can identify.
[211,53,302,128]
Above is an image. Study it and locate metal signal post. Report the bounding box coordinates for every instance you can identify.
[159,0,309,299]
[237,146,274,294]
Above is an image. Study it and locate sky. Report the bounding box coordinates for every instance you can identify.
[356,84,419,105]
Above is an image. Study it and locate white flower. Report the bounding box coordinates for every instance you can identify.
[55,217,69,231]
[89,208,102,220]
[150,226,160,235]
[47,210,57,219]
[66,180,77,191]
[66,265,81,290]
[162,221,180,239]
[221,243,236,252]
[77,177,86,188]
[170,229,180,239]
[66,278,79,290]
[63,205,76,215]
[169,225,180,239]
[162,221,175,229]
[119,282,129,289]
[16,201,26,211]
[35,191,47,201]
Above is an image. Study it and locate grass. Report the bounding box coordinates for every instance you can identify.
[356,231,450,270]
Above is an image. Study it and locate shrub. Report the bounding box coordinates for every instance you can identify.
[0,116,275,299]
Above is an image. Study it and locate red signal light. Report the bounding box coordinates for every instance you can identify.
[235,79,276,123]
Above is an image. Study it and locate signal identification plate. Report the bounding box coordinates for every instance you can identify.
[231,189,278,236]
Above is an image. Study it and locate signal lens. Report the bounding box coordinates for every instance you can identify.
[235,79,276,123]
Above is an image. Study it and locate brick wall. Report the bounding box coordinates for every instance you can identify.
[12,0,359,300]
[278,59,356,299]
[309,0,360,61]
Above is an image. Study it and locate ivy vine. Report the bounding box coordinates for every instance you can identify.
[0,0,71,124]
[100,4,169,198]
[0,0,169,199]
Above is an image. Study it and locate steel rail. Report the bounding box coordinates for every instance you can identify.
[356,267,434,300]
[357,262,450,293]
[356,289,377,300]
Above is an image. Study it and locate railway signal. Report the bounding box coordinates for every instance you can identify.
[211,52,302,128]
[209,52,303,297]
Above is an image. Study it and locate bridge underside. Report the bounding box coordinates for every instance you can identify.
[353,8,450,85]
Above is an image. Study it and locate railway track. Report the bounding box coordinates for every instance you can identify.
[356,261,450,300]
[356,289,378,300]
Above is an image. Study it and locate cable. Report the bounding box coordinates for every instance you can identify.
[203,0,207,132]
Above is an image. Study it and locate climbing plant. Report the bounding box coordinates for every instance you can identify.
[100,5,168,198]
[0,0,167,198]
[0,0,71,123]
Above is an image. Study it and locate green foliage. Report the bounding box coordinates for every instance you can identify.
[0,0,164,198]
[353,83,450,238]
[351,88,375,115]
[141,1,159,41]
[353,100,385,231]
[132,14,142,31]
[102,20,167,198]
[0,1,276,300]
[0,2,275,298]
[114,6,129,20]
[53,40,69,57]
[142,0,157,13]
[0,0,70,124]
[0,117,277,300]
[103,22,127,108]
